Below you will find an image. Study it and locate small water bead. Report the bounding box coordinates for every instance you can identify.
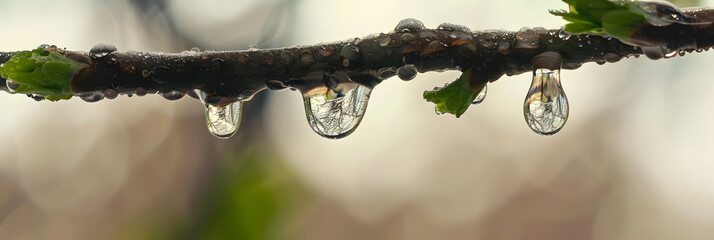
[400,33,416,43]
[378,35,391,47]
[210,58,225,72]
[515,29,540,49]
[89,43,117,58]
[558,28,571,40]
[472,84,487,105]
[604,53,622,63]
[340,44,360,69]
[436,22,471,33]
[280,52,295,65]
[664,51,678,58]
[395,18,425,33]
[161,90,185,101]
[104,89,119,99]
[301,83,372,139]
[190,47,201,52]
[301,51,315,67]
[150,66,171,83]
[135,87,148,96]
[5,79,19,92]
[318,46,334,57]
[497,42,511,54]
[642,46,665,60]
[79,92,105,103]
[397,64,418,81]
[195,90,242,139]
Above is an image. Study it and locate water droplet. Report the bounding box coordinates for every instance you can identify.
[89,43,117,58]
[301,51,315,67]
[79,91,105,103]
[280,52,295,65]
[642,46,665,60]
[379,35,391,47]
[135,87,148,96]
[678,50,686,56]
[190,47,201,52]
[210,58,224,72]
[397,64,418,81]
[301,83,371,139]
[604,53,622,63]
[436,23,471,32]
[558,28,571,40]
[472,84,487,105]
[161,90,185,101]
[497,42,511,54]
[150,66,171,83]
[104,89,119,100]
[395,18,425,33]
[248,44,259,51]
[524,68,568,135]
[195,90,242,139]
[5,79,19,92]
[515,29,540,49]
[318,46,334,57]
[400,33,416,43]
[340,44,360,69]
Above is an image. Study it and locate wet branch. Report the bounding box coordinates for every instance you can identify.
[2,11,711,104]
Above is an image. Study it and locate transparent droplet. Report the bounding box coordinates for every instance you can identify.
[395,18,425,32]
[301,83,371,139]
[79,91,105,103]
[523,68,568,135]
[558,28,571,40]
[161,90,185,101]
[5,79,19,92]
[397,64,418,81]
[195,90,242,139]
[89,43,117,58]
[472,84,487,105]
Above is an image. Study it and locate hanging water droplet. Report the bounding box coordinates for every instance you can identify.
[104,89,118,99]
[161,90,185,101]
[397,64,418,81]
[524,52,568,135]
[664,51,678,58]
[89,43,117,58]
[472,84,487,105]
[395,18,425,32]
[524,68,568,135]
[79,91,105,103]
[150,66,171,83]
[301,83,371,139]
[5,79,19,92]
[195,90,242,139]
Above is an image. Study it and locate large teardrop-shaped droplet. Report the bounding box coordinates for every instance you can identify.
[195,90,242,139]
[523,68,568,135]
[301,83,371,139]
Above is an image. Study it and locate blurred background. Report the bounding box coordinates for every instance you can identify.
[1,0,713,239]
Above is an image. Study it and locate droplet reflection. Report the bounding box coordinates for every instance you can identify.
[523,68,568,135]
[195,90,243,139]
[301,83,371,139]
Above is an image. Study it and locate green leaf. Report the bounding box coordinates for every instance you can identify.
[0,48,86,101]
[550,0,650,44]
[423,69,483,118]
[602,9,647,40]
